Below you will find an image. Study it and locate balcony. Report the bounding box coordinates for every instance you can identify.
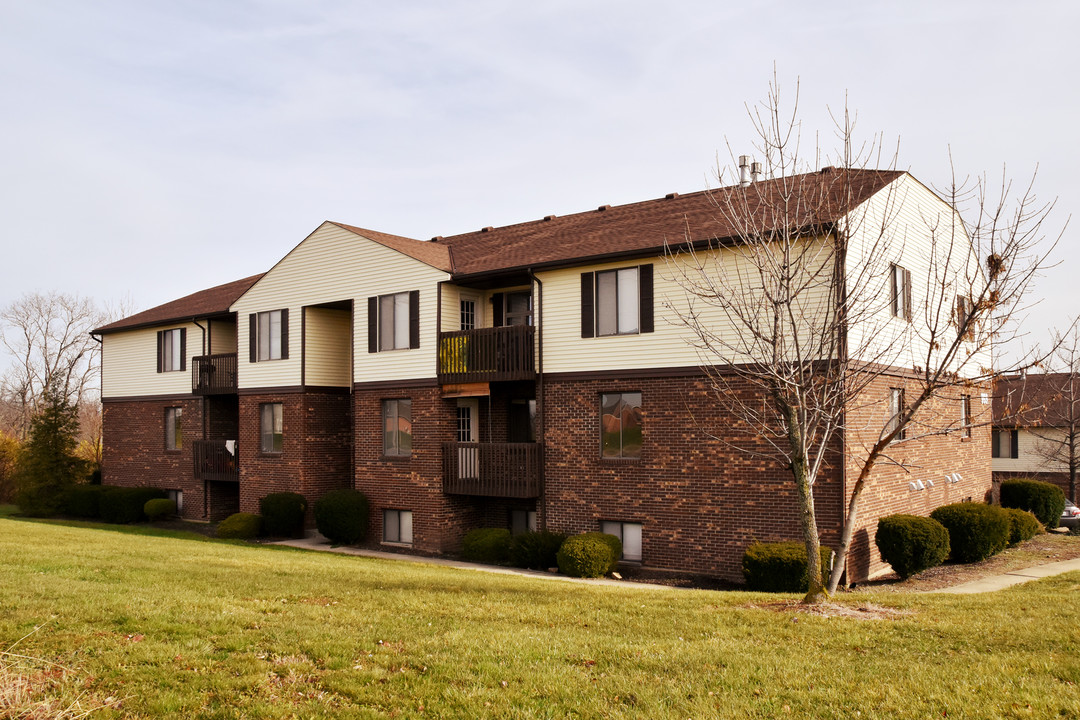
[442,442,541,498]
[437,326,535,385]
[193,439,239,482]
[192,354,238,395]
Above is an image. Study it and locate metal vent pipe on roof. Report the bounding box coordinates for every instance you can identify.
[751,162,763,183]
[738,155,751,187]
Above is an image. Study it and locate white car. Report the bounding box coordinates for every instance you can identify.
[1062,500,1080,531]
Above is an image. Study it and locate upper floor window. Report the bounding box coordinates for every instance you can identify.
[383,398,412,457]
[887,387,905,441]
[260,402,283,454]
[601,392,642,459]
[156,328,186,373]
[955,295,975,341]
[165,407,182,451]
[992,428,1019,459]
[368,291,419,352]
[960,395,972,439]
[249,310,289,362]
[490,290,532,327]
[581,265,653,338]
[890,263,911,320]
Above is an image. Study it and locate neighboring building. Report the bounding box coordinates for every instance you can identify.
[94,168,991,582]
[993,373,1079,501]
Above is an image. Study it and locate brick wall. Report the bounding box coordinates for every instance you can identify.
[102,396,206,519]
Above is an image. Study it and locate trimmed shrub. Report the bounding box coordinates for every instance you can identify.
[557,533,617,578]
[1000,478,1067,529]
[259,492,307,537]
[742,541,834,593]
[314,489,369,545]
[875,514,950,579]
[144,498,177,521]
[462,528,513,564]
[1004,507,1042,546]
[509,531,568,570]
[930,502,1011,563]
[63,484,106,519]
[99,486,166,524]
[581,532,623,572]
[217,513,262,539]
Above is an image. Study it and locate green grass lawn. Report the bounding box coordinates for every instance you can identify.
[2,511,1080,719]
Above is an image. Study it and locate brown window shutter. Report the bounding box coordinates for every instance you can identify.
[179,328,187,371]
[491,293,504,327]
[157,330,164,373]
[903,267,912,319]
[409,290,420,349]
[368,297,378,353]
[280,309,289,360]
[249,314,257,363]
[1011,429,1019,459]
[639,264,654,333]
[581,272,595,338]
[889,264,898,316]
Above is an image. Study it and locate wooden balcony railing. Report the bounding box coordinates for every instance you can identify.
[442,442,541,498]
[192,354,238,395]
[437,325,535,384]
[193,439,239,482]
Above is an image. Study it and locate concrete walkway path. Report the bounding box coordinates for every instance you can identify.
[272,533,1080,595]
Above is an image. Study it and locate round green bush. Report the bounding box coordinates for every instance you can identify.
[742,541,834,593]
[930,502,1011,563]
[1003,507,1042,546]
[259,492,308,537]
[462,528,512,564]
[314,489,369,545]
[99,486,166,524]
[63,484,106,519]
[1000,478,1067,529]
[875,514,950,579]
[509,531,568,570]
[557,534,617,578]
[580,532,623,572]
[144,498,177,521]
[217,512,263,539]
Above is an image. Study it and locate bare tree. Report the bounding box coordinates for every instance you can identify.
[1020,331,1080,502]
[667,78,1064,601]
[0,291,109,439]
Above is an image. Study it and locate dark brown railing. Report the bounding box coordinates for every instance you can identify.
[192,354,238,395]
[193,439,239,482]
[442,442,541,498]
[437,325,535,384]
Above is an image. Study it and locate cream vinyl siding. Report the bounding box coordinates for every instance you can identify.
[101,323,199,398]
[304,307,351,387]
[993,428,1067,474]
[844,173,990,378]
[539,245,834,374]
[232,222,450,388]
[209,319,237,355]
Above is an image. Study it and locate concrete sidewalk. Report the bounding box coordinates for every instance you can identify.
[273,533,1080,595]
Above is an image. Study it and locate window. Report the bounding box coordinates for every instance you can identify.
[601,392,642,458]
[165,407,183,451]
[581,265,654,338]
[383,509,413,544]
[890,263,911,320]
[886,388,905,441]
[368,291,419,352]
[260,403,283,453]
[249,310,289,362]
[504,291,533,326]
[460,298,477,330]
[955,295,974,341]
[166,489,184,513]
[383,399,412,457]
[600,521,642,562]
[961,395,972,439]
[992,428,1019,458]
[510,510,537,535]
[156,328,186,372]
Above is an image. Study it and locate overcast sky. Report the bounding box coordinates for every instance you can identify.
[1,0,1076,350]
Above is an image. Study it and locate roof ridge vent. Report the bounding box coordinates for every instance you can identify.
[430,236,444,241]
[597,205,611,211]
[481,226,494,232]
[665,192,679,199]
[544,214,556,221]
[820,166,835,174]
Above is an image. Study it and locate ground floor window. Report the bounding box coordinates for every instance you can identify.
[260,403,283,454]
[383,509,413,545]
[510,509,536,535]
[600,520,642,562]
[166,489,184,513]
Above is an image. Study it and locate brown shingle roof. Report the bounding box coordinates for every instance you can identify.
[330,222,452,272]
[93,273,265,334]
[994,373,1080,426]
[437,168,904,278]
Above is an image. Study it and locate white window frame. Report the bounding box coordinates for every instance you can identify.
[260,402,283,454]
[600,521,643,562]
[162,328,183,372]
[961,395,972,439]
[887,388,905,441]
[890,263,911,320]
[601,392,643,459]
[383,509,413,545]
[378,292,411,351]
[257,310,284,361]
[596,267,640,336]
[382,399,412,457]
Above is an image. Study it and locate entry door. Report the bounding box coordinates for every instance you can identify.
[456,399,479,480]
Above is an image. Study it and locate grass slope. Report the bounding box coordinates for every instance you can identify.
[2,513,1079,718]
